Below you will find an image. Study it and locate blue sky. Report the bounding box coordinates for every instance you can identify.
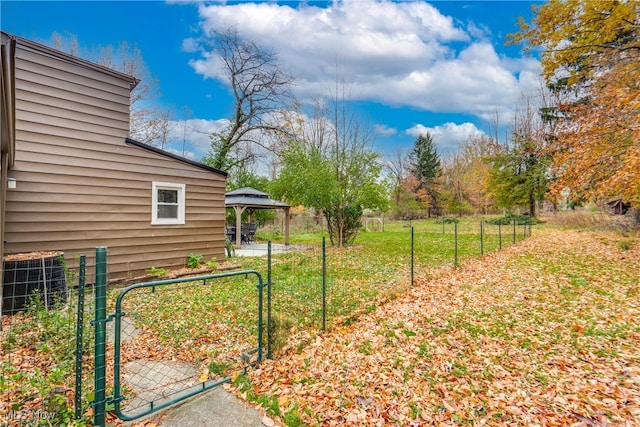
[1,0,541,161]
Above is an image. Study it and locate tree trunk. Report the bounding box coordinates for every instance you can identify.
[529,192,536,218]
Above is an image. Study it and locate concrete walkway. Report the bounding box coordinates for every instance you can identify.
[111,243,286,426]
[234,243,309,257]
[149,386,268,427]
[110,317,271,426]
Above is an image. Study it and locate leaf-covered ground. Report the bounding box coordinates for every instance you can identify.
[241,228,640,426]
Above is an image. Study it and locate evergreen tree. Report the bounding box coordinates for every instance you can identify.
[409,133,442,211]
[486,99,549,217]
[487,143,548,217]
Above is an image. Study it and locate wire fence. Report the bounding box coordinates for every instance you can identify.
[0,217,532,425]
[1,252,95,426]
[256,217,532,356]
[107,270,265,423]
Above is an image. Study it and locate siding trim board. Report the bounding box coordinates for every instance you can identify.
[126,138,228,177]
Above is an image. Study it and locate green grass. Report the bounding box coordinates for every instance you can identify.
[111,217,530,373]
[260,217,529,327]
[0,295,94,425]
[0,216,535,425]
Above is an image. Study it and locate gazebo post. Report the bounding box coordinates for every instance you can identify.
[284,207,290,246]
[234,206,245,247]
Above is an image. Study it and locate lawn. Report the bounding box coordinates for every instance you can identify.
[0,216,528,425]
[112,217,529,377]
[239,226,640,425]
[4,215,635,426]
[248,216,530,333]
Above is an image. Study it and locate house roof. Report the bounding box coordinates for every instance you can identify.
[225,187,289,209]
[126,138,228,177]
[1,31,139,90]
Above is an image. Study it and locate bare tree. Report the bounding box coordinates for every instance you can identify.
[202,27,295,172]
[273,84,387,246]
[52,31,79,56]
[385,147,410,209]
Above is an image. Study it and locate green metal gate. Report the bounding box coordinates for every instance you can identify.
[92,256,268,425]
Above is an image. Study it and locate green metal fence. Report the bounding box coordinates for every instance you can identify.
[262,217,533,343]
[1,248,271,426]
[1,252,95,426]
[1,217,532,425]
[94,265,267,424]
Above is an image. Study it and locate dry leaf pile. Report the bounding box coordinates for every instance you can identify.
[243,229,640,425]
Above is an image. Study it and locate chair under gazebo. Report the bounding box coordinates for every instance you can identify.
[225,187,290,247]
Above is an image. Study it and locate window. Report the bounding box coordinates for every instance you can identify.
[151,182,185,225]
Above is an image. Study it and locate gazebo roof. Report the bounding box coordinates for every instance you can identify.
[225,187,290,209]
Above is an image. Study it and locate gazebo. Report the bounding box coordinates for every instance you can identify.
[225,187,291,247]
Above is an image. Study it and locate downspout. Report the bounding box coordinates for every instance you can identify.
[1,34,17,324]
[0,153,7,322]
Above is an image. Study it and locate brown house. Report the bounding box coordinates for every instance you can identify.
[0,32,227,281]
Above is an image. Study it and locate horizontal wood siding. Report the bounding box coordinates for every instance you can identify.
[5,43,227,280]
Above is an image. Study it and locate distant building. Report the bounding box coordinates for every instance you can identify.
[606,199,631,215]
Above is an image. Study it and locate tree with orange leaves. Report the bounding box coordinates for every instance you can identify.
[511,0,640,209]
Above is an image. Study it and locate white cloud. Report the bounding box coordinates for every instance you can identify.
[187,0,540,134]
[405,122,487,153]
[163,118,229,160]
[181,37,199,53]
[374,124,397,136]
[466,21,491,40]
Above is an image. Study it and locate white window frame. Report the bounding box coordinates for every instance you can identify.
[151,181,186,225]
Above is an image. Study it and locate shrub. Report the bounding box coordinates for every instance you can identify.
[147,266,168,277]
[436,216,459,224]
[225,238,236,258]
[264,313,295,356]
[187,253,203,268]
[487,213,541,226]
[618,239,634,251]
[205,257,218,269]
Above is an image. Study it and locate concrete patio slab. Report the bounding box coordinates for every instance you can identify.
[148,386,268,427]
[234,243,310,257]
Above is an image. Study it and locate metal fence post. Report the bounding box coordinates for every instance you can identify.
[266,241,272,359]
[480,220,484,256]
[498,222,502,249]
[74,255,86,420]
[454,222,458,267]
[93,247,108,427]
[410,227,414,286]
[512,219,516,244]
[322,237,326,331]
